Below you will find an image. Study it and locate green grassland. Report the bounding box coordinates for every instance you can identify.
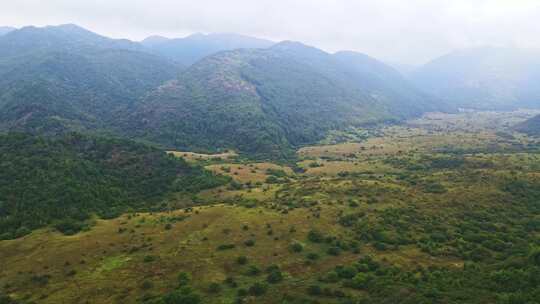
[1,111,540,304]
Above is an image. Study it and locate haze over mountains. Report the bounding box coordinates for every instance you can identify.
[411,47,540,110]
[0,24,539,157]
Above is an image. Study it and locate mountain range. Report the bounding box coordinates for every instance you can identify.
[0,24,539,159]
[141,32,274,66]
[0,24,444,156]
[121,41,437,156]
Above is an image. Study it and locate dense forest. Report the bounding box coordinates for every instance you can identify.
[0,133,228,240]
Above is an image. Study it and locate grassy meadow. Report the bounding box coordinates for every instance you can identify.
[1,111,540,304]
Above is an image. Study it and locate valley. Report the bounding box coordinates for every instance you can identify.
[2,111,539,304]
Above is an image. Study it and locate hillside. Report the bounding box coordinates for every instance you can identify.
[124,42,437,157]
[0,132,228,240]
[411,47,540,110]
[515,114,540,136]
[142,32,274,66]
[0,25,180,134]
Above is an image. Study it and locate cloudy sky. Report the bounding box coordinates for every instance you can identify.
[2,0,540,64]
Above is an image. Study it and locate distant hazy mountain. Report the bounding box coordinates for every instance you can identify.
[123,41,437,156]
[142,32,274,66]
[0,26,15,36]
[141,35,169,47]
[0,24,143,58]
[386,61,417,77]
[515,114,540,136]
[0,24,179,134]
[411,47,540,110]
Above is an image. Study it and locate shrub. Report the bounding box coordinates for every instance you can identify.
[236,256,248,265]
[217,244,236,251]
[307,229,324,243]
[307,284,322,295]
[306,253,320,260]
[162,287,201,304]
[267,269,283,283]
[237,288,248,297]
[54,220,85,235]
[327,247,341,256]
[349,273,374,289]
[224,277,238,288]
[141,280,153,290]
[529,247,540,266]
[336,266,357,279]
[289,242,304,253]
[208,282,221,293]
[177,272,191,286]
[143,255,156,263]
[248,282,268,296]
[320,271,340,283]
[246,265,261,276]
[244,239,256,247]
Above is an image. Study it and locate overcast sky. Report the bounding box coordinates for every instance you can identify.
[2,0,540,64]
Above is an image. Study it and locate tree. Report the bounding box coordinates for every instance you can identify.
[177,272,191,287]
[162,287,201,304]
[248,282,268,296]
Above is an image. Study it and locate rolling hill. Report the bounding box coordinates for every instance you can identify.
[411,47,540,110]
[123,41,437,157]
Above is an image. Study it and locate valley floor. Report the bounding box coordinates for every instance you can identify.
[2,110,540,304]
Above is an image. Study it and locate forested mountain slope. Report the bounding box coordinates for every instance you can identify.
[0,25,180,134]
[0,133,228,240]
[124,41,437,157]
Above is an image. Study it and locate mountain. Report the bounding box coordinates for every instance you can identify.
[333,51,440,117]
[0,26,15,36]
[515,114,540,136]
[142,32,275,66]
[0,24,143,58]
[0,24,180,134]
[122,41,437,157]
[141,35,169,47]
[387,61,417,77]
[411,47,540,110]
[0,132,228,240]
